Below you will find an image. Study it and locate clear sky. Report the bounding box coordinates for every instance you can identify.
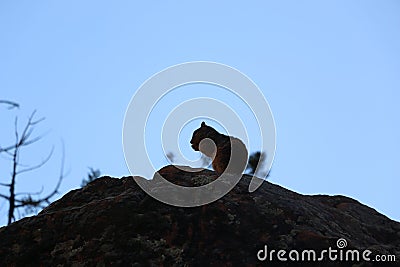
[0,1,399,226]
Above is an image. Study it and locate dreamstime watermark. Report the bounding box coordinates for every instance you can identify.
[257,238,397,263]
[122,61,276,207]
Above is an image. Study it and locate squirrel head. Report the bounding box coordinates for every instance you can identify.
[190,121,218,155]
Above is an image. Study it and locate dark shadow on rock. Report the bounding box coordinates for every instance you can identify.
[0,165,398,266]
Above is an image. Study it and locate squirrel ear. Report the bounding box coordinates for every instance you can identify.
[201,121,206,127]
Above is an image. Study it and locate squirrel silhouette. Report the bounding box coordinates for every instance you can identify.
[190,122,248,175]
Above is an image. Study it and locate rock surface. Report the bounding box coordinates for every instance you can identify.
[0,165,399,266]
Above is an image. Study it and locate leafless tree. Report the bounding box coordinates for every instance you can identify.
[200,154,212,168]
[0,105,66,225]
[166,152,175,163]
[81,167,101,187]
[246,151,269,178]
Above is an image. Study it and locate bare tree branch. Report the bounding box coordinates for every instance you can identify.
[0,144,16,153]
[16,111,45,148]
[14,142,66,209]
[14,116,19,144]
[0,150,14,158]
[0,108,66,225]
[16,146,54,175]
[0,111,44,154]
[0,100,19,109]
[0,194,10,200]
[15,186,44,197]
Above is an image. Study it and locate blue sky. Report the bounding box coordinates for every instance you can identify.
[0,1,399,226]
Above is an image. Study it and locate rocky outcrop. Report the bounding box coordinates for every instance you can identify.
[0,165,399,266]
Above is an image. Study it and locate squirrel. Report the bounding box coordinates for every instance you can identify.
[190,121,248,175]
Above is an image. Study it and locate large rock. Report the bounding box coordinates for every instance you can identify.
[0,165,398,266]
